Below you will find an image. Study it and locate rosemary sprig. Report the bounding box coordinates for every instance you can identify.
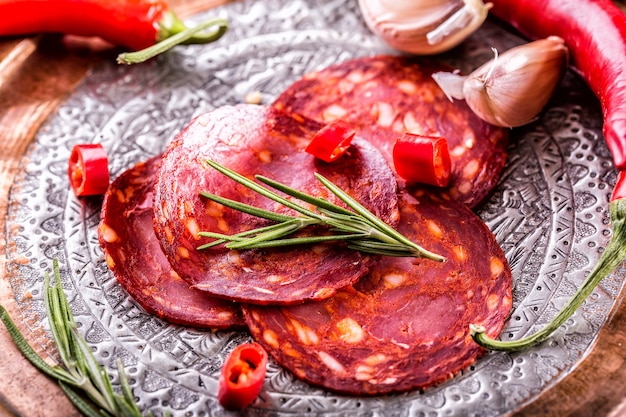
[198,160,445,262]
[0,259,162,417]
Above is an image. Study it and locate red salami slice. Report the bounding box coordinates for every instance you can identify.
[273,54,508,209]
[152,104,401,305]
[98,156,245,329]
[244,190,512,395]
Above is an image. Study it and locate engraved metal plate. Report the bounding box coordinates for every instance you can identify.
[5,0,625,416]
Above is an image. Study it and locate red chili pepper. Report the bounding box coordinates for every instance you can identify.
[218,342,268,411]
[392,133,452,187]
[489,0,626,170]
[611,170,626,202]
[305,120,356,162]
[0,0,228,64]
[67,144,110,197]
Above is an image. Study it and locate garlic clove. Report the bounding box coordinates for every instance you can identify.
[462,36,569,128]
[358,0,492,55]
[432,70,468,101]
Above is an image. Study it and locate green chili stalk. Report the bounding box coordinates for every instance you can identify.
[117,16,228,65]
[471,197,626,351]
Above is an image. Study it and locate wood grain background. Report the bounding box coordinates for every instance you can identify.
[1,1,625,416]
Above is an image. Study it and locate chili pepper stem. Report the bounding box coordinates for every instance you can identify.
[471,198,626,351]
[117,16,228,65]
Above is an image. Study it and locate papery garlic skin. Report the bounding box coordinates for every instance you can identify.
[462,36,569,128]
[432,70,467,101]
[358,0,492,55]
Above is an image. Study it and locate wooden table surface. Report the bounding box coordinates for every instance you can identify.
[1,1,626,416]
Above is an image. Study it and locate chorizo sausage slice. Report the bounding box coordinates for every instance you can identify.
[98,156,245,329]
[152,104,401,305]
[273,54,508,209]
[244,190,512,395]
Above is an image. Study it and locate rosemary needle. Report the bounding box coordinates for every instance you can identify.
[0,259,164,417]
[200,160,445,262]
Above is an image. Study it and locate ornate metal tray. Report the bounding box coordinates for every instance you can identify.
[5,0,624,415]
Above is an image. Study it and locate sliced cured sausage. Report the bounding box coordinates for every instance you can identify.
[244,190,512,395]
[273,54,508,209]
[152,104,401,305]
[98,156,245,329]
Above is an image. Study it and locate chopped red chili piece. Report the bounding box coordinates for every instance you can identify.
[392,133,451,187]
[218,342,268,410]
[67,144,110,197]
[305,120,356,162]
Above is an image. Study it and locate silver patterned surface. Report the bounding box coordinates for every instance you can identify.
[4,0,625,416]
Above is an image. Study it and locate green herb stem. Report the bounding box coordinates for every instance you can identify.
[59,381,113,417]
[315,173,445,261]
[200,191,296,223]
[256,175,356,217]
[0,259,158,416]
[199,160,445,262]
[205,160,326,221]
[0,304,72,383]
[347,240,422,257]
[220,234,368,250]
[471,198,626,351]
[198,222,300,249]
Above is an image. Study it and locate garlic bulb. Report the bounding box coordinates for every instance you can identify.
[358,0,492,55]
[433,36,569,128]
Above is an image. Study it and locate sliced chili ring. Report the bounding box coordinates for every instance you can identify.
[67,144,110,197]
[305,120,356,162]
[218,342,268,410]
[392,133,452,187]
